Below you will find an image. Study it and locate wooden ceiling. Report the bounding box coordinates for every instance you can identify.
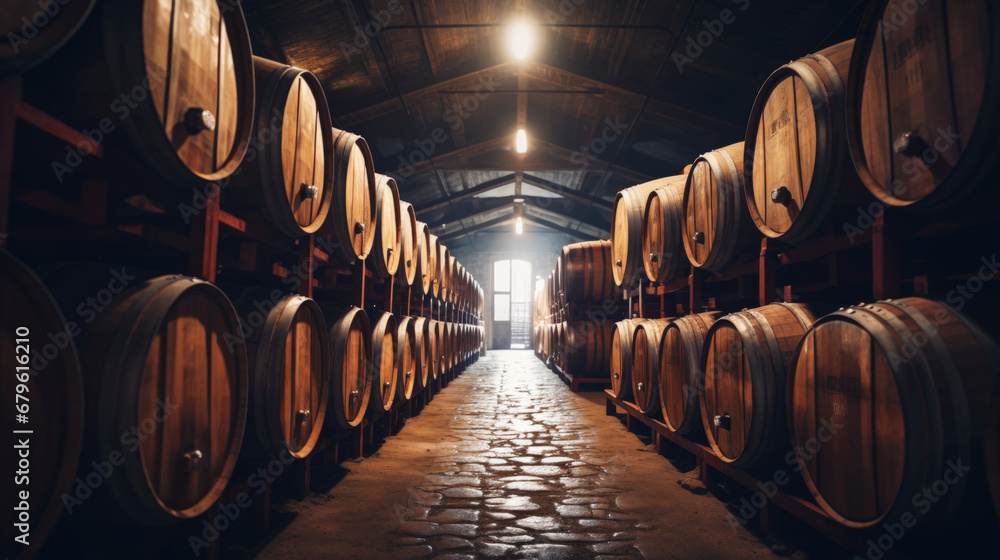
[242,0,867,255]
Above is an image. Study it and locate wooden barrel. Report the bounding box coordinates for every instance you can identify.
[562,319,614,377]
[428,234,441,298]
[788,298,1000,530]
[78,275,248,524]
[396,316,418,401]
[745,40,861,245]
[228,58,333,238]
[612,176,687,288]
[235,293,328,459]
[103,0,255,186]
[413,317,432,390]
[0,0,95,76]
[560,240,619,306]
[701,303,817,468]
[682,142,754,273]
[846,0,1000,210]
[368,312,398,417]
[658,312,724,436]
[610,318,647,399]
[446,322,457,371]
[428,319,442,381]
[398,201,418,286]
[328,128,377,263]
[325,306,371,431]
[0,250,83,557]
[642,176,689,284]
[438,244,452,301]
[631,319,673,416]
[371,174,401,278]
[415,221,433,295]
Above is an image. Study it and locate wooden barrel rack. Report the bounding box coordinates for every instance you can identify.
[0,75,482,560]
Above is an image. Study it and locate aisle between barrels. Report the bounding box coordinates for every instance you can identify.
[257,351,772,560]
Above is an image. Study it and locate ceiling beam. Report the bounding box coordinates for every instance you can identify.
[441,213,515,241]
[427,196,609,233]
[334,62,743,134]
[414,173,516,213]
[520,216,591,241]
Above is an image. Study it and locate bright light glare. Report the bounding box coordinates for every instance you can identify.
[508,20,535,60]
[516,129,527,153]
[515,216,524,235]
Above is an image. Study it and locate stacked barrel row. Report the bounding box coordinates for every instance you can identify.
[609,298,1000,533]
[533,241,624,380]
[603,0,1000,539]
[1,2,485,558]
[1,247,485,557]
[611,0,999,290]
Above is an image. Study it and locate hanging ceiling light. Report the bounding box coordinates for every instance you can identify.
[516,129,528,154]
[508,19,535,60]
[515,216,524,235]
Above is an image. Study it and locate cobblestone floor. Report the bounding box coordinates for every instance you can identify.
[258,351,772,560]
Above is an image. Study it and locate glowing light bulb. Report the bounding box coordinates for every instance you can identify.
[516,129,527,154]
[508,20,535,60]
[515,216,524,235]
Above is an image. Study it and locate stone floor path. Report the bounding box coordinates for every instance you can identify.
[257,351,773,560]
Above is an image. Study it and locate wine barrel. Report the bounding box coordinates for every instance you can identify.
[658,312,724,436]
[701,303,817,468]
[398,201,418,286]
[413,317,432,390]
[682,142,754,272]
[0,250,83,558]
[563,319,615,378]
[371,174,401,279]
[368,312,398,417]
[428,319,442,381]
[228,57,333,238]
[438,244,452,301]
[88,0,255,186]
[642,176,689,285]
[235,293,328,459]
[428,234,441,298]
[612,176,685,288]
[610,318,647,399]
[631,319,673,416]
[396,316,418,401]
[846,0,1000,210]
[325,306,371,431]
[445,322,457,371]
[560,240,619,306]
[745,40,861,245]
[78,275,248,524]
[0,0,95,76]
[328,128,377,263]
[788,298,1000,530]
[415,221,433,295]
